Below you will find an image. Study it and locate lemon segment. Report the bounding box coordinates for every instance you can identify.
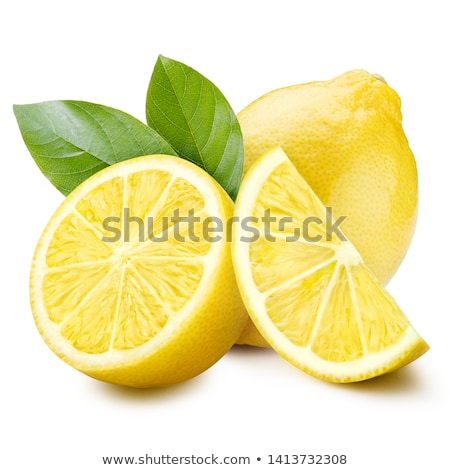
[231,147,428,383]
[30,154,246,388]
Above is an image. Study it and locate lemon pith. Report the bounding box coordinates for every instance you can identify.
[231,147,428,383]
[236,70,418,346]
[30,154,246,388]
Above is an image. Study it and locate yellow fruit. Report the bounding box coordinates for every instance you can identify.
[30,154,246,388]
[236,70,418,346]
[232,147,428,383]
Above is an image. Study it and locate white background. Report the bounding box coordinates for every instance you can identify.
[1,1,448,468]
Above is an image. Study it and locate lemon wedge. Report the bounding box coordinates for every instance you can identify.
[30,154,246,388]
[231,147,428,383]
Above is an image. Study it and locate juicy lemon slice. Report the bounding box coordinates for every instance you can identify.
[231,147,428,383]
[30,154,246,388]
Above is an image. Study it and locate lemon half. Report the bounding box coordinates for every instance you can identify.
[231,147,428,383]
[30,154,246,388]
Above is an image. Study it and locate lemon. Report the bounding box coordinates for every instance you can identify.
[232,147,428,383]
[30,154,246,388]
[236,70,418,346]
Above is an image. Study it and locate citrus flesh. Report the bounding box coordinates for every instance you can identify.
[236,70,418,346]
[30,154,246,388]
[232,147,428,383]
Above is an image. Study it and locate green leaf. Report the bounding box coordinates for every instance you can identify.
[13,100,177,195]
[146,55,243,200]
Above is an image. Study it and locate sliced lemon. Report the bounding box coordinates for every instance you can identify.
[30,154,246,388]
[231,147,428,383]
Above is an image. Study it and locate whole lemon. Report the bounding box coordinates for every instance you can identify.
[236,70,418,347]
